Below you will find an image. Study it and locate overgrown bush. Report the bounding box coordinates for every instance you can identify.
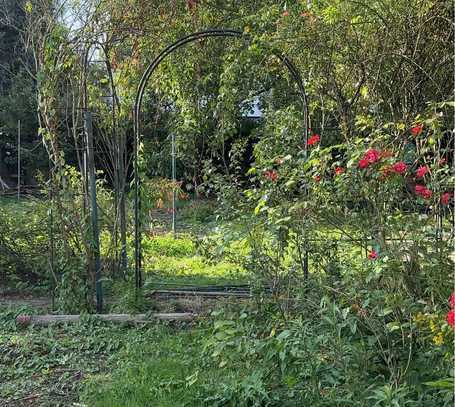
[200,287,454,406]
[0,197,49,291]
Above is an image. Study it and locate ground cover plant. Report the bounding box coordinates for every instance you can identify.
[0,305,199,406]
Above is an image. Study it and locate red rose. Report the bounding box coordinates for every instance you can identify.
[364,149,380,164]
[358,158,369,169]
[368,250,378,260]
[415,184,426,194]
[392,161,407,174]
[313,175,321,182]
[449,292,455,308]
[416,166,429,178]
[441,192,450,205]
[447,310,455,328]
[415,184,432,199]
[307,134,320,146]
[282,10,289,16]
[421,188,432,199]
[410,124,423,137]
[335,167,345,176]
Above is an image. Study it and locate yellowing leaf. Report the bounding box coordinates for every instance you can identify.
[24,1,32,13]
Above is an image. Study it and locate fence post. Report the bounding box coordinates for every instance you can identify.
[84,110,103,313]
[171,133,176,236]
[17,120,21,200]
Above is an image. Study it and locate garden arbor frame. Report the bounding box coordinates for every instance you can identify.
[133,29,311,289]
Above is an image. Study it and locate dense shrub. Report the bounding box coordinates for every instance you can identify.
[0,197,49,291]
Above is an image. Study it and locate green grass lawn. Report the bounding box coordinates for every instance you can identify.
[141,232,250,288]
[82,324,217,407]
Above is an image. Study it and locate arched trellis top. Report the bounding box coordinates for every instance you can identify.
[133,29,311,289]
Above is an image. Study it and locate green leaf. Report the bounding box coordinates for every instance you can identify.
[423,379,454,389]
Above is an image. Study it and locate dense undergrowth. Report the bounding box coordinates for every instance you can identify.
[82,286,453,406]
[1,192,453,406]
[1,293,453,407]
[1,110,454,405]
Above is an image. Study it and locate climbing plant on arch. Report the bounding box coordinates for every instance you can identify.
[132,29,311,289]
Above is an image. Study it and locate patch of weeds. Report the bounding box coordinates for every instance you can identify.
[0,307,158,407]
[82,323,226,407]
[142,233,196,257]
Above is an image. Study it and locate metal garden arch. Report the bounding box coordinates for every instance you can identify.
[133,29,311,289]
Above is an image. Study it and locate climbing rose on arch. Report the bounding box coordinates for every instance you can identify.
[415,184,432,199]
[447,310,455,329]
[392,161,407,174]
[415,185,425,194]
[364,149,380,164]
[421,188,432,199]
[307,134,320,146]
[358,158,369,169]
[416,166,429,178]
[441,192,450,205]
[449,292,455,308]
[410,124,423,137]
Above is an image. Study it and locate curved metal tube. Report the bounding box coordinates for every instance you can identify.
[133,29,310,288]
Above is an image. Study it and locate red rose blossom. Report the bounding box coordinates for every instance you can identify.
[307,134,320,146]
[358,158,369,169]
[447,310,455,328]
[392,161,407,174]
[416,166,429,178]
[449,292,455,308]
[364,149,380,164]
[368,250,378,260]
[313,175,321,182]
[415,184,426,194]
[282,10,289,16]
[441,192,450,205]
[335,167,345,175]
[421,188,432,199]
[415,184,432,199]
[410,124,423,137]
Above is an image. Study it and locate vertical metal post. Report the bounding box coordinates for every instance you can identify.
[134,110,142,290]
[49,160,55,311]
[303,102,310,280]
[17,120,20,200]
[171,133,176,236]
[84,111,103,313]
[119,135,128,277]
